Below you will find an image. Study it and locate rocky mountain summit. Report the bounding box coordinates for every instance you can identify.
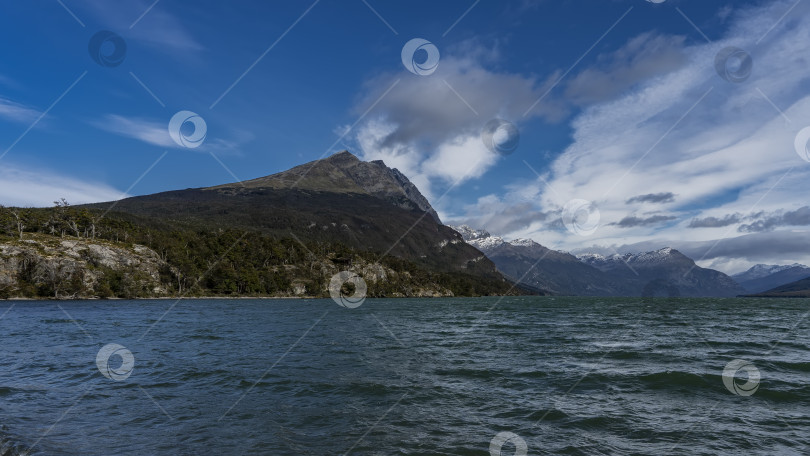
[214,150,441,223]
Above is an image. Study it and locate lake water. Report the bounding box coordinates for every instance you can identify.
[0,297,807,455]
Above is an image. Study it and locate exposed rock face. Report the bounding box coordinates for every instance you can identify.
[0,236,168,298]
[213,151,441,223]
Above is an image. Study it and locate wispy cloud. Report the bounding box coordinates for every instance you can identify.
[91,114,250,154]
[73,0,204,54]
[457,0,810,269]
[0,97,43,124]
[93,114,175,148]
[0,165,123,207]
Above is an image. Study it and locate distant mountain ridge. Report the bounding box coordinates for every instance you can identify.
[450,225,745,297]
[732,263,810,293]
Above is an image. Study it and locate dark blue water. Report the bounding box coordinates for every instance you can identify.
[0,297,808,455]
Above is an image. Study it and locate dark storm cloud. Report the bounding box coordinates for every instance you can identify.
[688,213,742,228]
[626,192,676,204]
[565,33,688,105]
[738,206,810,233]
[612,215,677,228]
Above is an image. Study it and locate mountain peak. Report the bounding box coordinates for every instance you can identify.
[210,150,441,223]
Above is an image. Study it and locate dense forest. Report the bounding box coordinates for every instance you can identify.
[0,201,519,299]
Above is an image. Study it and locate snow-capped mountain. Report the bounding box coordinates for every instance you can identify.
[732,263,810,294]
[732,263,807,282]
[578,248,680,271]
[450,225,744,297]
[449,225,540,253]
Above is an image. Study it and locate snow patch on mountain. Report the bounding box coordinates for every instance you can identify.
[449,225,541,252]
[732,263,807,281]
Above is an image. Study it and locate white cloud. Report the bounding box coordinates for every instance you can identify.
[0,165,123,207]
[454,0,810,272]
[94,114,175,148]
[91,114,250,154]
[0,97,42,124]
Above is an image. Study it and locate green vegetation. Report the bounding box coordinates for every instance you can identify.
[0,202,518,299]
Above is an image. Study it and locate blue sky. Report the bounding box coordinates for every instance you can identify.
[2,0,810,272]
